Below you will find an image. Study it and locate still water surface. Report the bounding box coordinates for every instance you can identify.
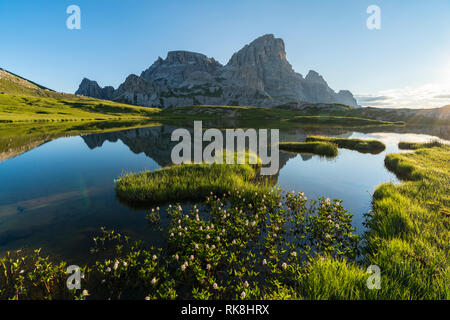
[0,124,447,263]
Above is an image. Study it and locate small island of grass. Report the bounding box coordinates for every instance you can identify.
[115,151,269,204]
[279,141,338,157]
[306,136,386,154]
[398,140,443,150]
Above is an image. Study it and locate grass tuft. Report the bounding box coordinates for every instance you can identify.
[306,136,386,154]
[279,141,338,157]
[115,151,267,204]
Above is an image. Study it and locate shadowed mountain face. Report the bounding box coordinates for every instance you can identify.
[75,34,359,108]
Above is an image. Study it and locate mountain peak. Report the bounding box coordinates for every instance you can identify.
[305,70,328,86]
[75,34,358,108]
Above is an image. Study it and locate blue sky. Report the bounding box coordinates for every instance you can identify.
[1,0,450,108]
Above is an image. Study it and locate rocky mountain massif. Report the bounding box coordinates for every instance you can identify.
[76,34,359,108]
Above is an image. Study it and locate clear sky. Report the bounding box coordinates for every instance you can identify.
[1,0,450,108]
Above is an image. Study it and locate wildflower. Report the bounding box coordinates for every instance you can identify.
[152,255,157,260]
[251,221,256,227]
[178,232,182,236]
[282,262,287,270]
[82,289,89,296]
[216,236,220,242]
[156,206,159,211]
[326,234,331,239]
[101,279,106,284]
[245,220,249,227]
[174,254,179,261]
[206,234,210,239]
[291,251,297,257]
[241,291,246,299]
[19,270,24,274]
[190,255,195,261]
[145,296,150,300]
[232,239,236,245]
[196,215,200,221]
[105,267,111,272]
[211,245,216,250]
[206,264,211,270]
[123,261,128,267]
[170,233,174,237]
[151,278,157,285]
[194,244,199,250]
[335,223,340,229]
[213,283,218,290]
[113,260,119,270]
[169,204,172,208]
[262,259,267,265]
[181,264,186,272]
[243,281,249,288]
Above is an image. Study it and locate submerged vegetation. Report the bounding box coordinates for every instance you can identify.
[306,136,386,154]
[279,141,338,157]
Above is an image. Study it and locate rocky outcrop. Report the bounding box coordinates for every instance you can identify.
[75,78,115,100]
[76,34,359,108]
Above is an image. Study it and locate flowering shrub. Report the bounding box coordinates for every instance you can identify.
[0,188,359,300]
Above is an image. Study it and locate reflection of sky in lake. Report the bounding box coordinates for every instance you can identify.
[0,126,447,263]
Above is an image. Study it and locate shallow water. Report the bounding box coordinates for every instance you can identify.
[0,123,448,264]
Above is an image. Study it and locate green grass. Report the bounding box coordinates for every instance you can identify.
[364,143,450,299]
[279,141,338,157]
[0,93,161,122]
[286,115,403,126]
[398,140,443,150]
[115,151,267,204]
[306,136,386,154]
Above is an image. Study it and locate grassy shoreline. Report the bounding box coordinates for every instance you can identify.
[363,142,449,299]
